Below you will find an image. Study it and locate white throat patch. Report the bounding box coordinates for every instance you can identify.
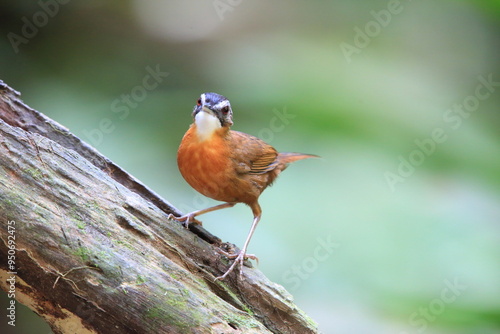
[194,111,221,141]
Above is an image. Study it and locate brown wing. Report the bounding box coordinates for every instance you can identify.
[229,130,278,175]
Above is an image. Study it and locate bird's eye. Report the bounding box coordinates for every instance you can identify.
[197,98,202,106]
[221,106,229,114]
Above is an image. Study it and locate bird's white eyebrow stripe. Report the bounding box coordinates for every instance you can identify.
[215,100,230,109]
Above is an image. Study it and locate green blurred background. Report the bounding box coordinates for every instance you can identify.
[1,1,499,333]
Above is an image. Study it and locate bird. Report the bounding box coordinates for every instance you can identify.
[169,92,317,280]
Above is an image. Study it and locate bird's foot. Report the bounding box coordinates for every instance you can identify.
[167,212,196,229]
[216,249,258,280]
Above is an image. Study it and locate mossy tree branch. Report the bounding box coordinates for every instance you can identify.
[0,81,318,334]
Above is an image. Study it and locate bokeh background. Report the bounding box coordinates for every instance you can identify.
[1,1,499,333]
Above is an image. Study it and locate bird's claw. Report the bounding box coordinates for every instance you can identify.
[168,213,194,229]
[218,249,258,261]
[215,250,258,280]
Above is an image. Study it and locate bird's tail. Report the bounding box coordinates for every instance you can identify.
[278,152,319,164]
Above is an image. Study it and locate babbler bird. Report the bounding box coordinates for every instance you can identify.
[170,92,316,279]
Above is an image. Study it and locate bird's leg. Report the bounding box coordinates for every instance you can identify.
[168,202,236,228]
[216,203,261,280]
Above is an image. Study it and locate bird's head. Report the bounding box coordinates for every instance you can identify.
[193,92,233,126]
[191,92,233,141]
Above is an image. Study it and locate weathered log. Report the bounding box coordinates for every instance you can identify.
[0,81,318,334]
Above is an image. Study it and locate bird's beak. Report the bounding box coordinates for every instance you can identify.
[201,105,216,116]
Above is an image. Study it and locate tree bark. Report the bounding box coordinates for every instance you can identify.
[0,81,318,334]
